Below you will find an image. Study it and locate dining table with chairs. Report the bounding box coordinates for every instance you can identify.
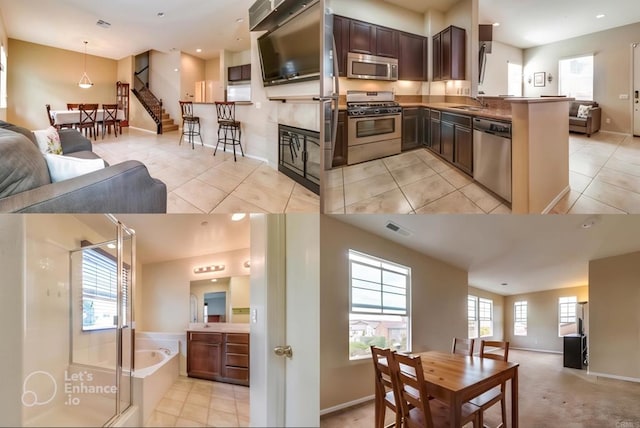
[49,106,125,128]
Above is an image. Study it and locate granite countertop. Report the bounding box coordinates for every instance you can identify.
[338,102,512,121]
[187,323,250,334]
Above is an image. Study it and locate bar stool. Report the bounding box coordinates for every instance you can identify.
[179,101,203,149]
[214,101,244,162]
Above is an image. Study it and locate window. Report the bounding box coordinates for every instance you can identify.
[349,250,410,360]
[82,246,129,331]
[559,55,593,100]
[514,301,527,336]
[558,296,577,336]
[507,62,523,97]
[468,295,493,339]
[0,45,6,109]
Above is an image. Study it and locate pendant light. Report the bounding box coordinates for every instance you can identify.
[78,41,93,89]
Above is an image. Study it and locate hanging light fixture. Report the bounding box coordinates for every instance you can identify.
[78,41,93,89]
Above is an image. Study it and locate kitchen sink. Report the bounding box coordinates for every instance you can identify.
[451,105,485,111]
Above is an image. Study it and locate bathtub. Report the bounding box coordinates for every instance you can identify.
[131,344,179,426]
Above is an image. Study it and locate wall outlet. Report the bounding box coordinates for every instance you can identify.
[606,118,611,124]
[620,94,629,100]
[255,102,262,109]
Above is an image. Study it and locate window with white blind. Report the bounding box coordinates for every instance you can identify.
[559,55,594,100]
[468,295,493,338]
[514,301,527,336]
[349,250,410,360]
[82,247,128,331]
[558,296,577,337]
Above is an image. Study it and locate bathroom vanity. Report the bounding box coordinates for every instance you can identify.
[187,328,250,386]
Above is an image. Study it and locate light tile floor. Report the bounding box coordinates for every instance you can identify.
[325,132,640,214]
[92,128,319,213]
[145,376,249,427]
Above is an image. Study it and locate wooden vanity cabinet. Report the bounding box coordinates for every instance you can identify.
[187,331,250,386]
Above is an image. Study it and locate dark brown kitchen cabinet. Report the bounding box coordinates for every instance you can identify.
[228,64,251,82]
[422,108,431,147]
[441,120,455,162]
[432,25,466,81]
[348,18,398,58]
[402,107,421,151]
[333,15,350,77]
[332,110,348,167]
[187,332,223,380]
[398,32,428,81]
[454,125,473,175]
[188,331,250,386]
[430,110,441,154]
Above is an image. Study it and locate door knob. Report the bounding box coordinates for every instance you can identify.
[273,345,293,358]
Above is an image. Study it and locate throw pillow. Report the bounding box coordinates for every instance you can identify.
[44,153,105,182]
[33,126,63,154]
[576,104,592,119]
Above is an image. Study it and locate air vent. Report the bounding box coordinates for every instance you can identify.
[96,19,111,29]
[385,221,411,237]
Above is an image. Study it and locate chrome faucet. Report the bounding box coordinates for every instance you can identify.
[158,347,171,355]
[470,96,487,108]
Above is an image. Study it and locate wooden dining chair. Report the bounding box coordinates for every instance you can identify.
[101,104,119,138]
[469,340,510,428]
[390,352,481,428]
[370,346,402,428]
[67,103,80,110]
[78,103,98,140]
[452,337,475,356]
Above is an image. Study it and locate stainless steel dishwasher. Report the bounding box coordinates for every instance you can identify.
[473,118,512,202]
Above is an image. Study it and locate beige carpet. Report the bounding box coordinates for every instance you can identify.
[320,349,640,427]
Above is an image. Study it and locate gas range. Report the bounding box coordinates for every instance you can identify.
[346,90,402,117]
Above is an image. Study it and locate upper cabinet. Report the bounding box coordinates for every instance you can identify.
[432,25,466,81]
[333,15,427,81]
[398,31,428,81]
[228,64,251,82]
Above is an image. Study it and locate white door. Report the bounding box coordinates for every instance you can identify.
[634,42,640,136]
[249,214,320,427]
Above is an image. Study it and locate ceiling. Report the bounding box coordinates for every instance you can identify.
[479,0,640,49]
[1,0,638,62]
[0,0,253,60]
[74,214,250,265]
[332,214,640,296]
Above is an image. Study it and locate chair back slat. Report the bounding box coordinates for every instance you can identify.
[215,101,236,122]
[390,353,435,428]
[79,104,98,125]
[180,101,195,119]
[480,340,509,361]
[102,104,118,122]
[452,337,475,356]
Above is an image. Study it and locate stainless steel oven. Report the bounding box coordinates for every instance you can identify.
[347,114,401,165]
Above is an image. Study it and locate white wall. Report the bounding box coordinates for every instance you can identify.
[478,41,524,96]
[150,50,181,125]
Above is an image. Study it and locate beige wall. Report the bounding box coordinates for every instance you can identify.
[504,285,588,353]
[229,275,251,323]
[7,39,118,129]
[117,55,156,132]
[320,215,468,411]
[180,52,205,101]
[205,57,221,82]
[468,286,505,342]
[589,251,640,381]
[139,247,250,332]
[479,41,524,96]
[149,49,181,126]
[330,0,425,36]
[523,21,640,133]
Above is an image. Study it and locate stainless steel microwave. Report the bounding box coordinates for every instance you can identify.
[347,52,398,81]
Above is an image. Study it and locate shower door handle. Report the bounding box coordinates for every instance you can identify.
[273,345,293,358]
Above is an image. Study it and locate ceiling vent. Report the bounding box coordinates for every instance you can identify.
[385,221,411,237]
[96,19,111,29]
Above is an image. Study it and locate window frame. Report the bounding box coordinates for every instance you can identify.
[348,249,411,360]
[468,295,493,339]
[514,300,528,336]
[558,54,594,100]
[558,296,578,337]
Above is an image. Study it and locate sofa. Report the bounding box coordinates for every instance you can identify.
[0,120,167,213]
[569,101,601,137]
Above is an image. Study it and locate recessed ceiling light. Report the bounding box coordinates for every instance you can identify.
[174,68,179,72]
[211,279,218,283]
[596,14,605,19]
[196,48,202,53]
[157,12,165,17]
[231,213,246,222]
[492,22,500,27]
[107,243,116,249]
[236,18,244,23]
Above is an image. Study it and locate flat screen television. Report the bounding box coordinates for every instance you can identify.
[257,2,320,86]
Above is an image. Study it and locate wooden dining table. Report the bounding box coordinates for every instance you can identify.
[50,109,125,126]
[414,351,519,428]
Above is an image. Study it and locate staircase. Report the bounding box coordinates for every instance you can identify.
[161,110,179,132]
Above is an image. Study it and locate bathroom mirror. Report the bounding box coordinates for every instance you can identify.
[189,275,250,323]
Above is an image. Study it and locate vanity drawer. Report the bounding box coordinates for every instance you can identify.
[226,353,249,368]
[189,332,223,344]
[225,366,249,382]
[226,333,249,344]
[227,343,249,355]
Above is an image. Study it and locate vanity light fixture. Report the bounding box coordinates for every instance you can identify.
[78,41,93,89]
[231,213,246,221]
[194,264,225,274]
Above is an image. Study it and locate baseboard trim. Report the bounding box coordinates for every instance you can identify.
[127,126,156,134]
[542,185,570,214]
[510,347,562,354]
[587,370,640,384]
[320,394,374,416]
